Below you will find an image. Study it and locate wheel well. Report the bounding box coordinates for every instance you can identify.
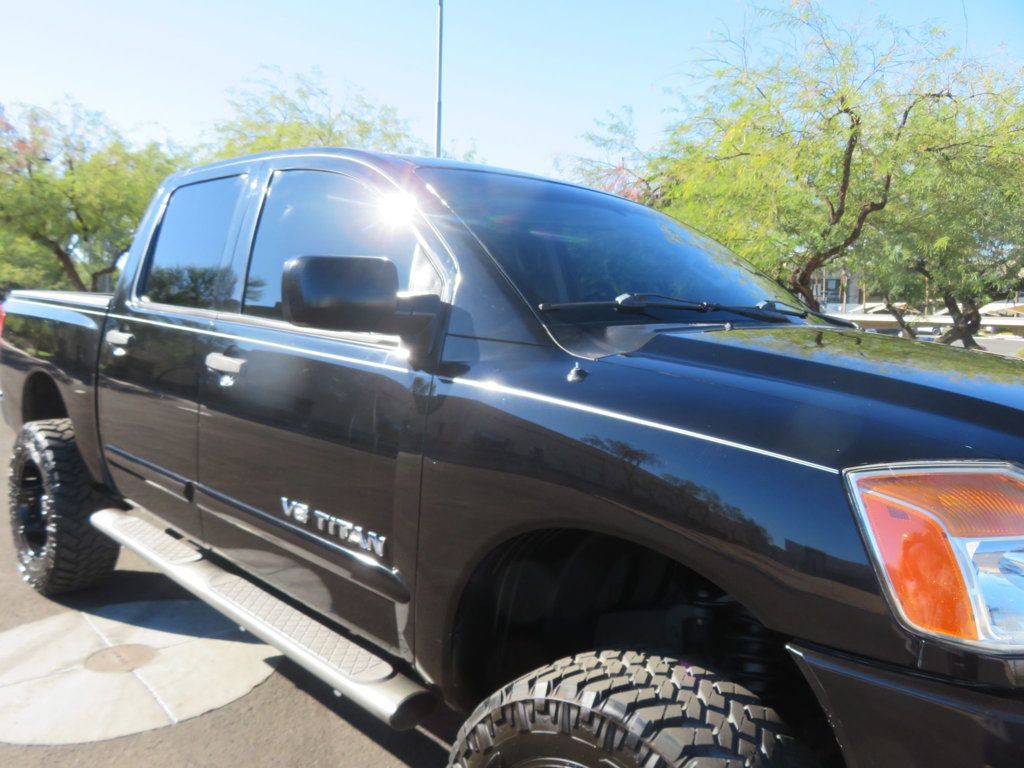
[22,373,68,424]
[451,528,844,765]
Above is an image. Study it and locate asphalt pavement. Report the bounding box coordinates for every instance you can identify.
[0,418,459,768]
[973,335,1024,358]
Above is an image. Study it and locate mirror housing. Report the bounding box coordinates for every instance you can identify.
[282,256,446,367]
[283,256,399,332]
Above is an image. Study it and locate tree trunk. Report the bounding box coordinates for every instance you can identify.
[90,262,119,291]
[52,246,86,292]
[789,258,824,311]
[884,299,918,339]
[29,236,87,291]
[937,294,984,350]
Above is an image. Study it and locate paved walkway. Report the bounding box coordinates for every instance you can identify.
[0,600,278,744]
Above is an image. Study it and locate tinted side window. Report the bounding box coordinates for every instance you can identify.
[243,170,441,320]
[140,175,245,309]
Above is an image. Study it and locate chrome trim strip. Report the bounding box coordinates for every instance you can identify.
[124,299,219,321]
[450,377,840,474]
[210,310,404,351]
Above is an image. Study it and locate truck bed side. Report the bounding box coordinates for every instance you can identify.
[0,289,113,485]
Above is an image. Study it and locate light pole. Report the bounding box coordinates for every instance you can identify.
[435,0,444,158]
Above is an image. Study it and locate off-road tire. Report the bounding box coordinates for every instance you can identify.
[9,418,119,594]
[449,650,817,768]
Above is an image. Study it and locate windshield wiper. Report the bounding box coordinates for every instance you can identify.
[758,298,857,328]
[538,293,796,323]
[538,293,858,328]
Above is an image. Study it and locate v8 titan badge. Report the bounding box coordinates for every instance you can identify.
[280,497,387,558]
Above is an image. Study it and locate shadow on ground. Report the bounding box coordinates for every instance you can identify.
[275,661,459,768]
[52,569,191,610]
[49,567,459,766]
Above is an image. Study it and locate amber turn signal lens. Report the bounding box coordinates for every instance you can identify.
[850,466,1024,648]
[859,492,977,639]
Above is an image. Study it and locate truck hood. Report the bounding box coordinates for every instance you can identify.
[593,324,1024,469]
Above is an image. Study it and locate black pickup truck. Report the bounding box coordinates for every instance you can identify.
[3,149,1024,768]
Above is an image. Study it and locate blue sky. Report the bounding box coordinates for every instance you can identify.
[2,0,1022,177]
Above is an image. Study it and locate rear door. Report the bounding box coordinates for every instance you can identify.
[98,168,253,537]
[195,157,448,656]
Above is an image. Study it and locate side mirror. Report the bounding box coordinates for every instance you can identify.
[282,256,398,332]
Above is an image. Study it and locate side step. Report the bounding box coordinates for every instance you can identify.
[90,508,434,730]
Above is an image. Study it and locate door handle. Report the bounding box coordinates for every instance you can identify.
[205,352,246,375]
[105,329,134,356]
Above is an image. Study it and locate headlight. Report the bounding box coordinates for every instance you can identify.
[846,463,1024,651]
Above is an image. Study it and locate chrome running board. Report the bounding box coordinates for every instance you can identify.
[90,508,434,729]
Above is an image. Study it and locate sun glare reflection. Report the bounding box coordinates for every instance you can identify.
[377,192,417,226]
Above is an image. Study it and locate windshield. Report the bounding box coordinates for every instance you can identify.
[417,168,804,326]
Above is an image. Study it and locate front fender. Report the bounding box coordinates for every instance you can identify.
[412,341,902,705]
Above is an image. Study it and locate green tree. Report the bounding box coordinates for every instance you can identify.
[210,68,425,159]
[576,1,1024,349]
[853,102,1024,347]
[0,229,67,294]
[0,102,181,291]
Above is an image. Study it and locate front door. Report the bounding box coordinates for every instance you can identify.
[98,171,250,538]
[196,162,446,656]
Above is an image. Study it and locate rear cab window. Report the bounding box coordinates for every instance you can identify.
[138,174,247,309]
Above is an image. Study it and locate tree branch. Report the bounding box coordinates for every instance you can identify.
[711,151,752,161]
[89,262,119,291]
[800,89,954,298]
[828,105,860,225]
[884,298,918,339]
[27,233,86,291]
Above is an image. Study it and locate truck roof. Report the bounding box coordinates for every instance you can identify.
[175,147,555,186]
